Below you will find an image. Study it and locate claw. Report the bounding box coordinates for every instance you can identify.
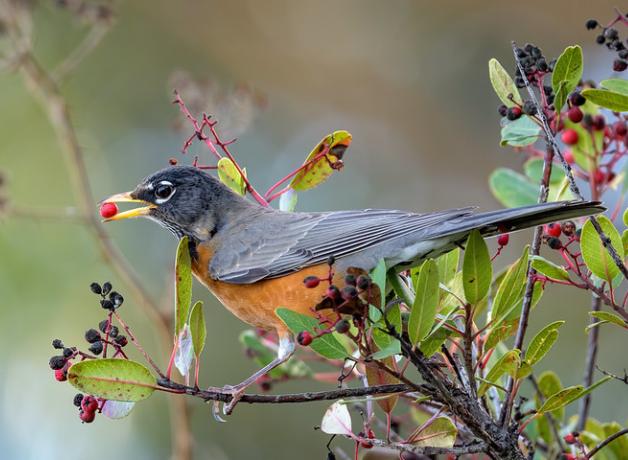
[211,400,227,423]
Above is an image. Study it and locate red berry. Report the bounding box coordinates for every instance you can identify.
[561,129,579,145]
[497,233,510,246]
[567,107,583,123]
[99,202,118,219]
[563,433,578,444]
[545,223,562,237]
[550,117,565,133]
[303,276,320,289]
[564,150,575,164]
[54,368,67,382]
[297,331,313,346]
[80,410,96,423]
[168,157,178,165]
[81,395,99,413]
[613,121,627,138]
[563,454,576,460]
[592,169,606,184]
[326,285,341,300]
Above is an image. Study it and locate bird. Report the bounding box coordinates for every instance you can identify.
[102,165,603,415]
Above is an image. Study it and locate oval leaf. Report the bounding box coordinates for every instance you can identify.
[478,349,520,396]
[410,416,457,448]
[601,78,628,95]
[462,230,492,305]
[68,359,156,402]
[175,236,193,335]
[290,131,352,192]
[276,308,348,359]
[491,246,530,325]
[500,116,541,147]
[321,401,352,435]
[489,58,522,107]
[189,301,206,358]
[538,386,584,413]
[409,259,440,344]
[581,216,624,283]
[365,357,399,414]
[537,370,564,420]
[582,88,628,112]
[589,311,628,329]
[525,321,564,365]
[530,255,570,281]
[217,157,246,195]
[551,45,583,110]
[489,168,538,208]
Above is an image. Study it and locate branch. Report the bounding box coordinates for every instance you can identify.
[577,295,602,431]
[586,428,628,459]
[52,22,111,83]
[510,41,628,281]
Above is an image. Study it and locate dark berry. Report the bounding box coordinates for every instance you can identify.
[80,410,96,423]
[49,355,67,370]
[614,121,627,138]
[108,326,119,338]
[591,115,605,131]
[114,335,128,347]
[547,237,562,250]
[567,107,583,123]
[613,59,627,72]
[575,228,582,240]
[52,339,64,349]
[605,28,619,40]
[327,255,336,266]
[585,19,598,30]
[569,92,586,106]
[619,49,628,59]
[561,129,579,145]
[522,101,537,115]
[84,328,100,343]
[561,221,576,236]
[543,85,553,96]
[73,393,84,407]
[98,319,110,333]
[356,275,371,290]
[100,299,114,310]
[596,34,606,45]
[341,286,358,301]
[101,282,112,295]
[537,59,548,72]
[335,319,351,334]
[63,347,73,358]
[498,105,508,116]
[344,274,356,286]
[545,223,562,238]
[303,276,320,288]
[497,233,510,246]
[507,106,522,120]
[54,368,67,382]
[89,282,102,294]
[111,293,124,307]
[297,331,313,346]
[88,341,103,355]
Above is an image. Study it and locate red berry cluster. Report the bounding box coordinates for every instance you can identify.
[542,221,578,251]
[586,14,628,72]
[74,394,101,423]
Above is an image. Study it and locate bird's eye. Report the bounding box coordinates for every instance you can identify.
[154,181,175,202]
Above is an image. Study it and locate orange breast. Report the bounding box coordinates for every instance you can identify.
[191,242,338,335]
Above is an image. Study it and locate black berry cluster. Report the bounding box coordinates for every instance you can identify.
[542,221,579,251]
[91,281,124,310]
[586,15,628,71]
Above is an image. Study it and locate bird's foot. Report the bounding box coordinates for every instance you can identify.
[208,384,246,422]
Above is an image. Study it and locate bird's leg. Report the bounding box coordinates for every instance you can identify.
[213,332,295,418]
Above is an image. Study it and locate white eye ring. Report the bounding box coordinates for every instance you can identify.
[154,180,175,204]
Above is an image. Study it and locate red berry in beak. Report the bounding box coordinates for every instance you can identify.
[497,233,510,246]
[545,223,562,237]
[99,202,118,219]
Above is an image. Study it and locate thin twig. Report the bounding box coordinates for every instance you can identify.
[586,428,628,458]
[52,23,111,83]
[577,295,602,431]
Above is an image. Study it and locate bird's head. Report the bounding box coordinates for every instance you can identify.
[101,165,250,239]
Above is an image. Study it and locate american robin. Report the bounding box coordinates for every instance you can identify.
[103,165,603,414]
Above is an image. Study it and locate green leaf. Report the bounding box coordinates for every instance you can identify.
[552,46,583,110]
[489,168,538,208]
[623,229,628,255]
[601,78,628,95]
[538,386,584,413]
[68,359,156,402]
[419,327,451,357]
[372,303,402,358]
[589,311,628,329]
[217,157,246,195]
[276,308,348,359]
[409,259,440,344]
[624,208,628,227]
[523,157,565,185]
[530,255,570,281]
[491,246,530,324]
[369,259,387,322]
[485,319,518,351]
[462,230,491,305]
[435,248,460,286]
[500,116,541,147]
[488,58,523,107]
[278,188,298,212]
[582,88,628,112]
[290,131,351,192]
[581,216,624,283]
[239,330,311,378]
[175,236,193,336]
[537,371,564,420]
[525,321,564,366]
[189,301,206,358]
[409,416,457,448]
[478,349,520,396]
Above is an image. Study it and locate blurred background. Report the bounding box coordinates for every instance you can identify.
[0,1,625,459]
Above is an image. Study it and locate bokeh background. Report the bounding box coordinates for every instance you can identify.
[0,1,626,459]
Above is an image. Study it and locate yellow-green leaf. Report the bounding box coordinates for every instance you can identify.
[537,371,564,421]
[589,311,628,329]
[365,356,399,414]
[408,416,457,448]
[582,88,628,112]
[189,301,206,358]
[489,168,538,207]
[489,58,523,107]
[290,130,351,192]
[409,259,440,344]
[601,78,628,95]
[217,157,246,195]
[581,216,624,283]
[530,255,570,281]
[175,236,192,335]
[435,248,459,286]
[239,330,311,379]
[68,359,156,402]
[552,45,583,110]
[491,246,530,325]
[538,386,584,413]
[525,321,564,365]
[462,230,492,304]
[478,349,520,396]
